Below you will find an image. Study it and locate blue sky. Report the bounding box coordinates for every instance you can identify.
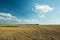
[0,0,60,24]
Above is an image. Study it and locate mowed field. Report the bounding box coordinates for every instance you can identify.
[0,24,60,40]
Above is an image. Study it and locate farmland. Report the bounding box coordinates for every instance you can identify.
[0,24,60,40]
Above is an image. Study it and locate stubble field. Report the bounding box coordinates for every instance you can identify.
[0,24,60,40]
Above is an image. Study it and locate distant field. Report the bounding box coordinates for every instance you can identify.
[0,24,60,40]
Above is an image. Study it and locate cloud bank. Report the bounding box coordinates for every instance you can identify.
[0,13,22,24]
[0,13,39,24]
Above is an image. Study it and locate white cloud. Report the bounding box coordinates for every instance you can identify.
[33,3,53,18]
[0,13,16,18]
[31,19,39,23]
[0,16,5,20]
[0,13,39,24]
[39,14,45,18]
[22,19,39,24]
[0,13,22,24]
[35,4,53,13]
